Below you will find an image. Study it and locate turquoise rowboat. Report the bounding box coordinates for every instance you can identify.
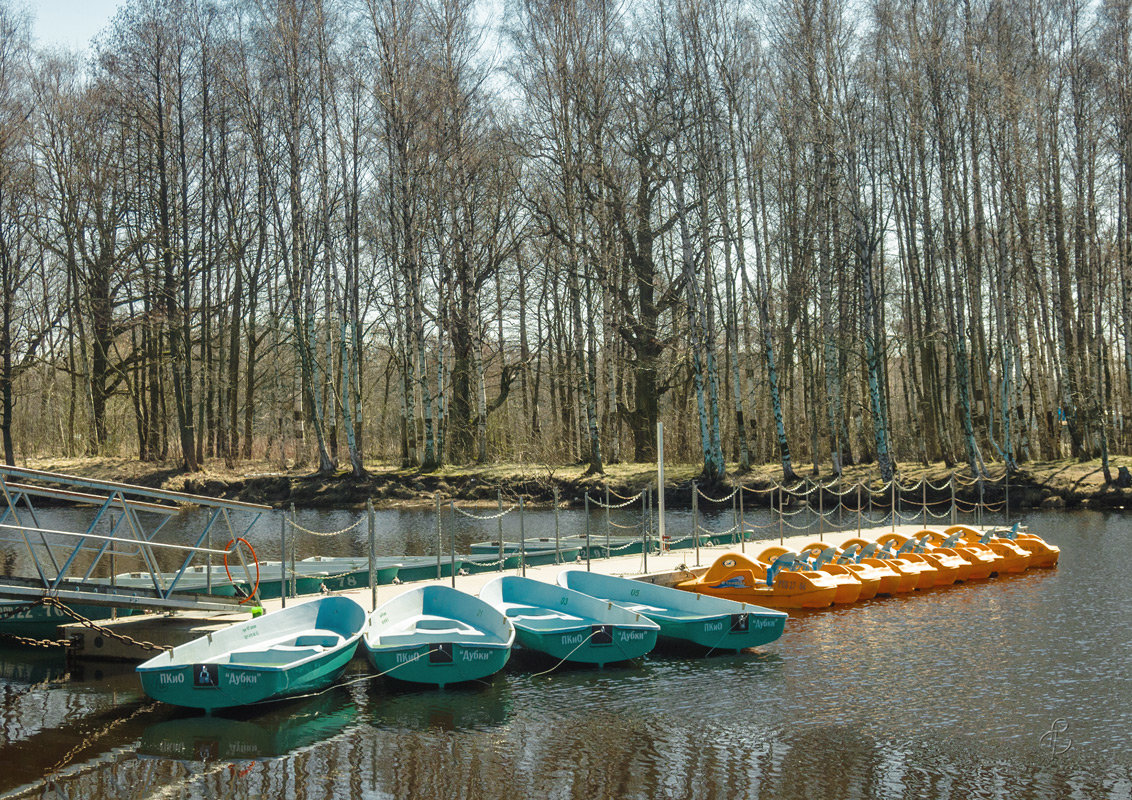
[364,585,514,688]
[478,575,659,667]
[296,557,401,590]
[254,562,330,599]
[381,557,463,583]
[136,595,366,712]
[557,569,787,652]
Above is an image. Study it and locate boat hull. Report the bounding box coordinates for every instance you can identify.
[137,596,366,711]
[364,585,514,688]
[558,570,786,651]
[480,576,659,666]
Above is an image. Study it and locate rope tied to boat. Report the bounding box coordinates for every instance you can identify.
[528,629,601,678]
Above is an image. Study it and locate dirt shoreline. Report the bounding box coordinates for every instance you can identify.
[18,456,1132,512]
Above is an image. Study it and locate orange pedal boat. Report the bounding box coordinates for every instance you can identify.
[756,547,863,604]
[875,533,968,586]
[963,523,1059,569]
[917,529,1000,579]
[796,542,886,600]
[675,552,840,609]
[837,538,922,592]
[943,525,1032,573]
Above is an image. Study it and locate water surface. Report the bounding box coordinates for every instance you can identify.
[1,510,1130,799]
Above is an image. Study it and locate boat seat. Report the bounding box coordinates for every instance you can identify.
[497,602,588,629]
[377,614,486,646]
[227,647,322,666]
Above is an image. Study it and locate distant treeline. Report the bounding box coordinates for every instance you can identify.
[0,0,1129,480]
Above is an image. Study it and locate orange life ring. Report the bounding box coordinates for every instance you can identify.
[223,538,260,604]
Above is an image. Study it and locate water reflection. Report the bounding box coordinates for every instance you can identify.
[1,510,1131,799]
[137,690,358,761]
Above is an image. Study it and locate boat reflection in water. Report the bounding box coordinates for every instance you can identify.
[137,689,358,762]
[365,676,513,733]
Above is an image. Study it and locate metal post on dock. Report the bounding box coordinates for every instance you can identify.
[585,492,592,571]
[289,503,297,598]
[204,515,211,595]
[856,483,862,535]
[950,474,957,527]
[367,499,376,610]
[922,479,928,526]
[643,485,650,574]
[657,422,666,551]
[692,481,700,567]
[732,491,739,547]
[519,496,526,577]
[818,479,824,542]
[554,486,561,565]
[604,486,611,559]
[978,476,985,528]
[890,480,896,532]
[436,493,442,581]
[497,489,504,573]
[837,475,842,528]
[1004,470,1010,524]
[280,514,287,608]
[778,484,784,546]
[739,486,745,552]
[450,497,456,588]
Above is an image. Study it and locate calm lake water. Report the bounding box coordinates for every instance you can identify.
[1,509,1130,799]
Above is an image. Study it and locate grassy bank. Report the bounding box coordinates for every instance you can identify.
[19,455,1132,512]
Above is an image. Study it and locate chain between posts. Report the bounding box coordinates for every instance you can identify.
[286,516,366,537]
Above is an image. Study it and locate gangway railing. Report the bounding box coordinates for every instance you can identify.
[0,465,269,613]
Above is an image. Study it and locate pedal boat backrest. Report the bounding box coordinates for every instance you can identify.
[810,547,838,569]
[837,543,862,564]
[765,552,799,587]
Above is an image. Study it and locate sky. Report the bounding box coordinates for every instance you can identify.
[27,0,125,52]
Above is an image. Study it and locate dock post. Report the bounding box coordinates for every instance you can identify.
[837,475,842,528]
[436,493,442,581]
[205,516,211,595]
[778,484,784,546]
[367,499,376,610]
[585,492,592,571]
[450,497,456,588]
[732,491,739,547]
[554,486,561,564]
[1004,470,1010,524]
[692,481,700,567]
[605,486,610,559]
[738,487,745,552]
[978,476,985,528]
[279,515,287,608]
[890,480,896,532]
[643,486,650,574]
[289,503,297,598]
[856,483,862,535]
[950,474,956,526]
[818,479,824,541]
[497,489,504,573]
[657,422,666,550]
[519,496,526,578]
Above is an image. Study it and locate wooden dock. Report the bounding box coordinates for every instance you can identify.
[60,523,975,661]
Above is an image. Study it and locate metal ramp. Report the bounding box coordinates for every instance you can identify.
[0,465,269,614]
